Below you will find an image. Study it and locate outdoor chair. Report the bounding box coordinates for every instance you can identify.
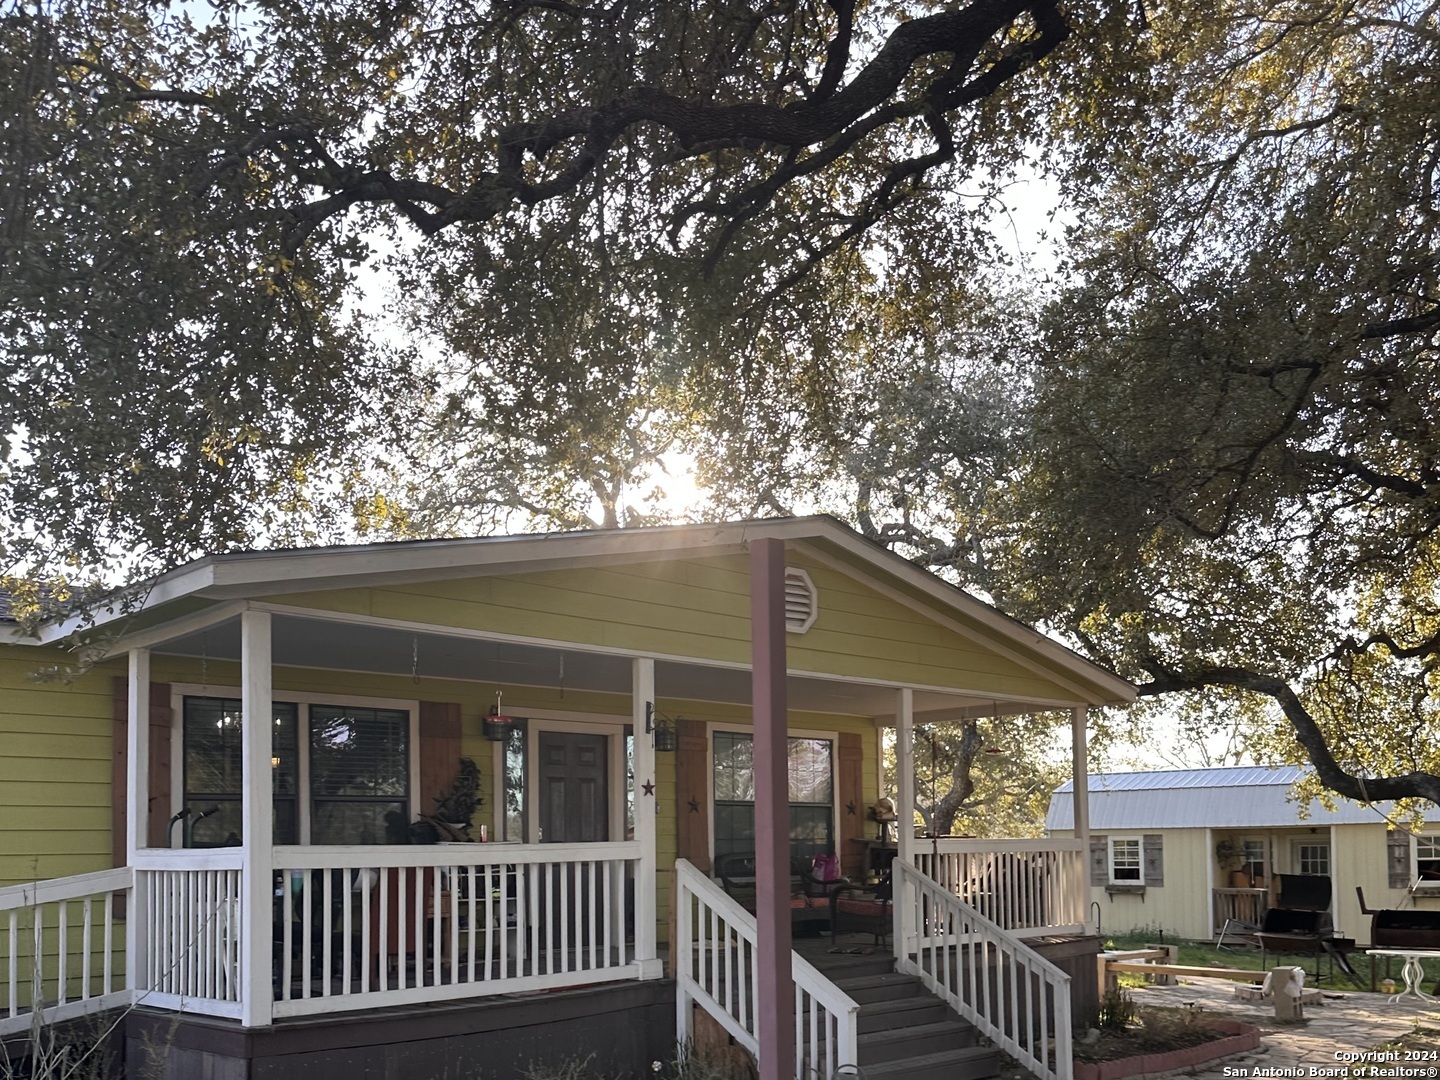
[715,852,845,933]
[829,870,893,945]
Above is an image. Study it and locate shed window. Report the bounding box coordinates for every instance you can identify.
[1417,836,1440,882]
[1109,836,1143,884]
[1295,842,1329,877]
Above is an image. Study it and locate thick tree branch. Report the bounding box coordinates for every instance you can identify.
[1138,664,1440,804]
[278,0,1067,253]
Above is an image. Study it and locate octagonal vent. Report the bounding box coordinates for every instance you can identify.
[784,567,818,633]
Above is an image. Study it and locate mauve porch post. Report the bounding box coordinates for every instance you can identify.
[751,538,793,1080]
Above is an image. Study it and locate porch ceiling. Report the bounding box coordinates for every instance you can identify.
[154,613,999,718]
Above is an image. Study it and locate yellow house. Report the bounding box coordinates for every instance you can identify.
[1,517,1132,1080]
[1046,766,1440,949]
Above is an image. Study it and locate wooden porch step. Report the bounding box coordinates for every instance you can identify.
[802,953,895,980]
[863,1045,1001,1080]
[856,994,952,1032]
[857,1018,978,1065]
[831,970,924,1003]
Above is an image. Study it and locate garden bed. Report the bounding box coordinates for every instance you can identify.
[1073,1008,1261,1080]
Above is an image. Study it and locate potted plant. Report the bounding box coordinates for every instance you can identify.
[419,758,483,842]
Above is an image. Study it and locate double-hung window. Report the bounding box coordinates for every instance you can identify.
[712,731,834,862]
[183,697,300,846]
[1417,835,1440,883]
[181,693,412,847]
[1109,836,1143,884]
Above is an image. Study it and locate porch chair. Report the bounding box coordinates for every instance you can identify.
[715,852,847,933]
[829,870,893,946]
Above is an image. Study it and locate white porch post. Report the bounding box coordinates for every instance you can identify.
[894,688,916,949]
[632,657,662,978]
[125,648,150,997]
[240,610,274,1027]
[1071,705,1091,933]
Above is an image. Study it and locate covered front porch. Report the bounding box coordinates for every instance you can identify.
[0,520,1132,1077]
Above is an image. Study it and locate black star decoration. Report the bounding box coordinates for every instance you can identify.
[642,780,655,796]
[687,799,701,814]
[846,801,857,816]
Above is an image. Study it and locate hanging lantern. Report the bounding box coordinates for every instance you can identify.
[484,691,515,742]
[645,703,679,753]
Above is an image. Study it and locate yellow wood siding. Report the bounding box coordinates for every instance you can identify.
[0,646,123,885]
[257,553,1076,702]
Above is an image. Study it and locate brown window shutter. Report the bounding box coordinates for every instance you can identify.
[675,718,710,874]
[1089,834,1109,886]
[1142,834,1164,886]
[418,701,464,816]
[1388,829,1413,889]
[837,732,865,879]
[112,678,174,866]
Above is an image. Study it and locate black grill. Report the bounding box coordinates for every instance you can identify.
[1358,887,1440,948]
[1257,875,1360,983]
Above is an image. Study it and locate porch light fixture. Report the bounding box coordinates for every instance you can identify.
[645,703,679,753]
[484,691,515,742]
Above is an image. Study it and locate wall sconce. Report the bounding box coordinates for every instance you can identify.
[484,690,516,742]
[645,703,679,753]
[271,755,281,769]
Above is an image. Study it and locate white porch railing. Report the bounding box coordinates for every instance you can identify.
[271,842,642,1017]
[674,859,858,1080]
[0,868,132,1037]
[912,838,1086,938]
[132,850,244,1019]
[894,860,1072,1080]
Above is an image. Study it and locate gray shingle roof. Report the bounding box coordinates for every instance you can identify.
[1046,765,1393,830]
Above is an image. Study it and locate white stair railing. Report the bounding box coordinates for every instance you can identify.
[912,839,1086,937]
[0,868,134,1037]
[894,860,1073,1080]
[674,859,858,1080]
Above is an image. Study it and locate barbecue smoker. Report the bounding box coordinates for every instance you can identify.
[1255,874,1359,982]
[1357,887,1440,948]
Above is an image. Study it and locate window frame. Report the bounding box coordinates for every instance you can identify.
[1414,833,1440,889]
[1291,840,1330,878]
[170,684,420,847]
[706,721,840,867]
[1108,835,1144,885]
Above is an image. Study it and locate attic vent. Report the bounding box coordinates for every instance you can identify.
[784,568,818,633]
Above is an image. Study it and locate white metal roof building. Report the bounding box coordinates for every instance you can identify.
[1045,765,1393,831]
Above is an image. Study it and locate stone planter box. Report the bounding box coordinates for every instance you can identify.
[1073,1019,1261,1080]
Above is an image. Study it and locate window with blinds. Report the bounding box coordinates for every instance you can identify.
[309,705,410,845]
[181,695,411,847]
